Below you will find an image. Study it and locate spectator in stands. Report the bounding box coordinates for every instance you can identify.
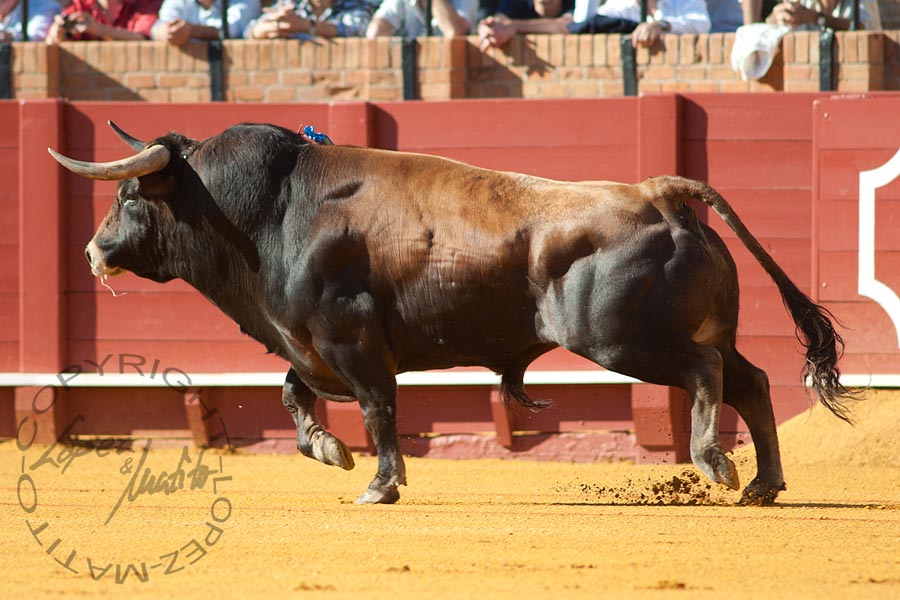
[0,0,61,41]
[477,0,575,51]
[706,0,742,31]
[45,0,163,41]
[760,0,881,30]
[366,0,477,37]
[246,0,376,38]
[575,0,709,45]
[151,0,260,44]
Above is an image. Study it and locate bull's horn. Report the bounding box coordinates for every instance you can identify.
[108,120,146,152]
[47,144,171,181]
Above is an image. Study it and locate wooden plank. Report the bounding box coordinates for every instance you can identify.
[511,384,633,432]
[15,386,69,444]
[0,294,16,342]
[0,102,18,147]
[376,98,637,150]
[818,250,900,301]
[638,94,681,180]
[19,99,65,372]
[65,387,186,434]
[735,287,799,337]
[0,341,18,372]
[66,103,332,152]
[734,335,811,386]
[814,96,900,150]
[833,352,900,374]
[66,340,288,373]
[682,93,818,142]
[396,387,493,435]
[817,149,900,201]
[0,251,17,294]
[684,140,812,189]
[489,388,513,448]
[701,187,812,240]
[67,291,244,341]
[815,301,900,352]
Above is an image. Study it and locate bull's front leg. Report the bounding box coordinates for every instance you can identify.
[282,368,355,470]
[354,385,407,504]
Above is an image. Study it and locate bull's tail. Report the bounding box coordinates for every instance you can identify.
[650,176,855,423]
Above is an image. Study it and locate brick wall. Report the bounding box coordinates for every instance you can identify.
[7,31,900,102]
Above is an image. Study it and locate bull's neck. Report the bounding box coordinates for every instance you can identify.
[174,222,287,357]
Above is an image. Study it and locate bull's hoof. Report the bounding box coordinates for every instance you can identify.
[714,455,740,491]
[355,487,401,505]
[315,435,355,471]
[694,448,741,491]
[301,432,355,470]
[738,479,785,506]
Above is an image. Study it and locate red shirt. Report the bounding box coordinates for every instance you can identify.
[63,0,163,39]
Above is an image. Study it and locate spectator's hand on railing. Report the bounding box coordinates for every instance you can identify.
[631,21,664,48]
[64,13,102,37]
[250,5,315,39]
[155,20,194,46]
[46,14,72,44]
[477,15,515,51]
[766,0,818,26]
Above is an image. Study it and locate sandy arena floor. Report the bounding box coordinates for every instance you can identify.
[1,390,898,599]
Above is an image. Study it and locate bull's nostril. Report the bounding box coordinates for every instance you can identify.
[84,246,92,265]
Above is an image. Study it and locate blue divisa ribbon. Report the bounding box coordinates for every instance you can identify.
[301,125,334,145]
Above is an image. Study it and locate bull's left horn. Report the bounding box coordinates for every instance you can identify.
[108,120,146,152]
[47,144,171,181]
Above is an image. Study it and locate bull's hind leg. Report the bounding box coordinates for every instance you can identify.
[719,347,785,505]
[282,368,355,470]
[589,342,740,490]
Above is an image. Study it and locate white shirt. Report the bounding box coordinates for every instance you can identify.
[372,0,478,37]
[583,0,710,34]
[151,0,261,39]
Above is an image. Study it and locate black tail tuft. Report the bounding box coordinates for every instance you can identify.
[500,370,552,412]
[781,286,858,424]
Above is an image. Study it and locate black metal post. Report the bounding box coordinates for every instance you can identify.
[0,44,11,99]
[621,36,637,96]
[208,40,226,101]
[402,38,418,100]
[819,29,835,91]
[640,0,648,22]
[850,0,859,30]
[425,0,433,36]
[22,0,30,41]
[221,0,230,38]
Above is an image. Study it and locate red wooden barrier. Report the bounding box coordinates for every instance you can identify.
[2,94,897,462]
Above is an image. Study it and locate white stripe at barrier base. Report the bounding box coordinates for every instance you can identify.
[0,371,895,388]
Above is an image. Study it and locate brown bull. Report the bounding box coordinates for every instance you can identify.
[49,121,852,505]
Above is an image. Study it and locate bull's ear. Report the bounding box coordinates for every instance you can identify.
[108,120,146,152]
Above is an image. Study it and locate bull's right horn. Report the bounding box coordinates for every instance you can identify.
[47,144,171,181]
[108,120,147,152]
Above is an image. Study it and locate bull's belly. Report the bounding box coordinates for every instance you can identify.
[388,317,544,373]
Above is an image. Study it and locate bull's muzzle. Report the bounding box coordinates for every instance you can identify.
[85,240,122,278]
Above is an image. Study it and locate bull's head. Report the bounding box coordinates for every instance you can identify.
[49,122,188,283]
